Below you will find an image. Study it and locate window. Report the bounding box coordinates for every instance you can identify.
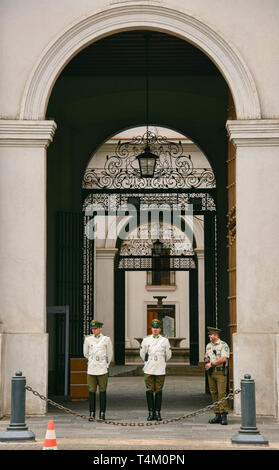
[152,243,170,285]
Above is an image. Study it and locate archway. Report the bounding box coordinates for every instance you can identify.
[50,122,218,398]
[20,4,260,120]
[41,16,257,400]
[84,126,212,367]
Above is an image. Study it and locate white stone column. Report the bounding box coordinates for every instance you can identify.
[194,248,205,364]
[227,119,279,417]
[0,120,56,416]
[95,248,118,353]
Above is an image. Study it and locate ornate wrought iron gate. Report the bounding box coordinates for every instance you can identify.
[50,211,84,395]
[81,188,217,366]
[54,152,220,385]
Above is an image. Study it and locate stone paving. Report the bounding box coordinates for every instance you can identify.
[0,375,278,451]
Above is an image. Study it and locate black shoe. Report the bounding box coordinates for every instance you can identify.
[221,413,228,425]
[99,391,107,420]
[154,410,162,421]
[208,413,222,424]
[89,392,96,418]
[146,391,155,421]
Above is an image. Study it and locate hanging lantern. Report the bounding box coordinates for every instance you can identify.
[137,145,158,177]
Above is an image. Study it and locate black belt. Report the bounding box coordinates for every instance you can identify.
[215,366,224,371]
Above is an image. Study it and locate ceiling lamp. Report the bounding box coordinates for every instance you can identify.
[137,144,158,177]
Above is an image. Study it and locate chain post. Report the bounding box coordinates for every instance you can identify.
[232,374,269,445]
[0,372,35,442]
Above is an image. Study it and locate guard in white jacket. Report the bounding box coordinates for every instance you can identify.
[83,319,113,420]
[140,319,172,421]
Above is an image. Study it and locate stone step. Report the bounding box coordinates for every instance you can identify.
[109,365,138,377]
[109,364,204,377]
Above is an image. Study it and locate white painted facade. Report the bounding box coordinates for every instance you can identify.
[0,1,279,418]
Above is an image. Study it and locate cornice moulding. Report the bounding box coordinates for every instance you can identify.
[226,120,279,147]
[145,285,177,292]
[0,120,57,147]
[96,248,119,259]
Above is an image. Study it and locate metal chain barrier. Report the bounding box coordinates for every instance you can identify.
[25,385,241,427]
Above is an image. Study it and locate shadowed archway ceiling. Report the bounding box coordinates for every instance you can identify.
[49,29,228,182]
[61,30,221,77]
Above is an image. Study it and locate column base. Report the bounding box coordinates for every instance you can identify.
[0,426,35,442]
[233,332,277,416]
[232,427,269,445]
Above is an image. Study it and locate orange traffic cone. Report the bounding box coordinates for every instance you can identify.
[43,420,58,450]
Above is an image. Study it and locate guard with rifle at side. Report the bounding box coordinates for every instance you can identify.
[205,326,230,425]
[140,319,172,421]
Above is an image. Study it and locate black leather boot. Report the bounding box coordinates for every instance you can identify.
[146,391,155,421]
[154,391,162,421]
[89,392,96,418]
[208,413,222,424]
[221,413,228,425]
[99,391,106,420]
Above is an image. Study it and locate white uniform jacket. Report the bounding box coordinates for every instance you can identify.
[140,335,172,375]
[83,333,113,376]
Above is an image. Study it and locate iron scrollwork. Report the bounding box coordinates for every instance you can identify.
[118,256,196,271]
[83,131,216,190]
[82,192,216,213]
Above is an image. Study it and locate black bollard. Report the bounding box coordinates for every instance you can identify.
[0,371,35,441]
[232,374,268,445]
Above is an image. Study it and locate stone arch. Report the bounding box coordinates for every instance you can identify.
[103,214,201,251]
[20,4,261,120]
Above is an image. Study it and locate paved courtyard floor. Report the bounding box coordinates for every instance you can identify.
[0,375,278,453]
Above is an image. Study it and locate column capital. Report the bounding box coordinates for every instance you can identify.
[0,120,57,148]
[226,119,279,147]
[96,248,118,259]
[194,248,205,259]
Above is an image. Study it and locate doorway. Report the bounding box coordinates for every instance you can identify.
[147,305,175,336]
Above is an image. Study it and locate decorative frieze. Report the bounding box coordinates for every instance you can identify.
[83,192,216,213]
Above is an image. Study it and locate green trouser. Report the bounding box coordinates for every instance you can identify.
[87,373,109,393]
[144,374,165,393]
[208,369,228,414]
